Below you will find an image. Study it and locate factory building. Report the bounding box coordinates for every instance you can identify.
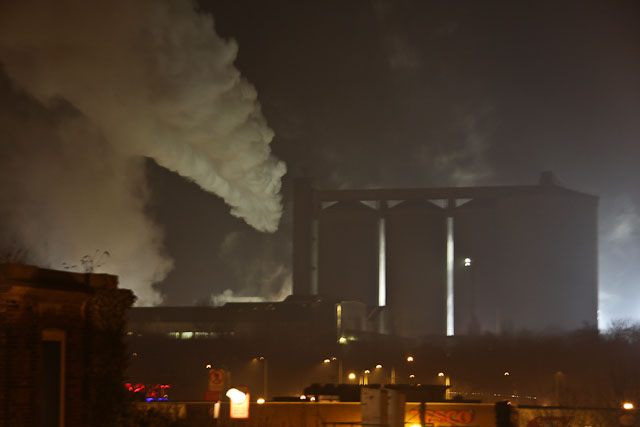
[293,172,598,337]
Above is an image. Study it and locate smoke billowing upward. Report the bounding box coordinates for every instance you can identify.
[0,0,285,303]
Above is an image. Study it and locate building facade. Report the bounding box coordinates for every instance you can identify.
[0,263,134,427]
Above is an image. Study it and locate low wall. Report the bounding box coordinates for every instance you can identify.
[135,401,635,427]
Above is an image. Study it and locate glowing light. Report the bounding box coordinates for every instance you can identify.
[407,356,414,362]
[348,372,356,380]
[205,364,212,369]
[299,394,307,400]
[364,369,371,374]
[226,388,247,404]
[438,372,445,377]
[623,402,634,410]
[180,332,193,339]
[375,364,383,369]
[378,218,386,306]
[504,371,510,376]
[338,336,348,344]
[257,398,265,404]
[259,356,265,361]
[464,257,472,267]
[310,396,316,401]
[409,374,415,379]
[446,217,454,336]
[323,359,331,364]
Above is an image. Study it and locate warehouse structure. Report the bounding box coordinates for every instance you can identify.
[293,172,598,337]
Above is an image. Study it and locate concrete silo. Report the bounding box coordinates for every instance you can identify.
[385,200,447,337]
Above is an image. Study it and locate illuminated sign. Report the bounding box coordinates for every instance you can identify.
[208,369,225,391]
[424,409,474,425]
[125,382,170,401]
[227,387,250,419]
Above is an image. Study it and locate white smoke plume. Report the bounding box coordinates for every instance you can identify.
[213,230,292,304]
[599,196,640,328]
[0,0,285,303]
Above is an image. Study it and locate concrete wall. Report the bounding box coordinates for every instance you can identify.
[136,401,628,427]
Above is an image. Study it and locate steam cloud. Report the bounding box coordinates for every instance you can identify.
[0,0,285,303]
[599,196,640,329]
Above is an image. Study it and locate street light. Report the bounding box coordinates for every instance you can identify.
[438,372,451,391]
[323,356,341,384]
[406,356,414,363]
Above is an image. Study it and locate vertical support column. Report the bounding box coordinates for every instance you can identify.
[446,216,454,336]
[378,201,387,307]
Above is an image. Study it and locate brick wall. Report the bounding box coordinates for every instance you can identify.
[0,263,133,427]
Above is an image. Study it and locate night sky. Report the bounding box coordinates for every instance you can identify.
[1,0,639,329]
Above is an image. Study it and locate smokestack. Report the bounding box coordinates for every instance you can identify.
[293,178,316,296]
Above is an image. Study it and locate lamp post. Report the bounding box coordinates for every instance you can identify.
[464,257,480,334]
[323,356,341,384]
[253,356,268,400]
[260,356,268,400]
[438,372,451,399]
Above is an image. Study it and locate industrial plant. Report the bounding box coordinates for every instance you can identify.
[124,172,600,403]
[293,171,598,337]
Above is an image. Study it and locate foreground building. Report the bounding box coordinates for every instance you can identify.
[0,263,134,427]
